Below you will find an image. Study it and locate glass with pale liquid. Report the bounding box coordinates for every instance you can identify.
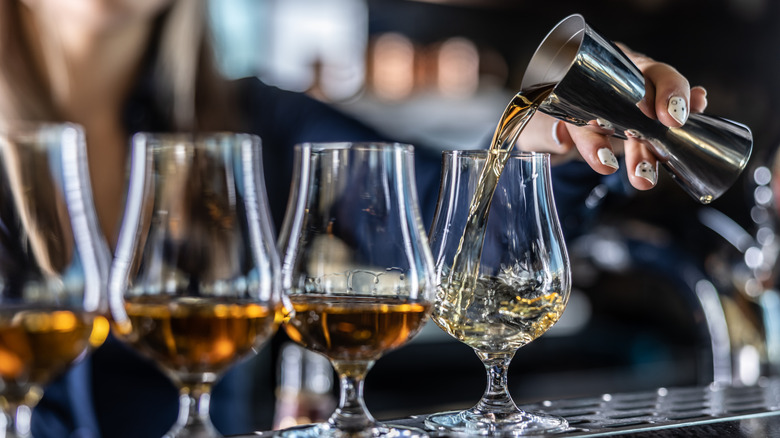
[426,150,571,436]
[0,122,110,437]
[273,142,436,438]
[109,132,280,438]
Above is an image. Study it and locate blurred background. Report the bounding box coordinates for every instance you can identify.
[205,0,780,429]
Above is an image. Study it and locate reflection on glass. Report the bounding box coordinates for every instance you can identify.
[0,122,109,438]
[426,150,571,436]
[109,132,279,438]
[271,142,435,438]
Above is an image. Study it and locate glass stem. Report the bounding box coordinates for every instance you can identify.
[329,361,375,433]
[167,383,219,438]
[471,352,520,419]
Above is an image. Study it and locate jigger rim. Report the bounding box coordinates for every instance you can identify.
[520,13,587,91]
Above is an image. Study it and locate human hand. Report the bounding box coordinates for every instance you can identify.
[517,43,708,190]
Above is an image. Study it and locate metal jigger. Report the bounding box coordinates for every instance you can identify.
[521,14,753,203]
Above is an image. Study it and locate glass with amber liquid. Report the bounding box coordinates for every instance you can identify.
[109,133,279,438]
[0,123,110,437]
[273,143,436,438]
[425,150,571,436]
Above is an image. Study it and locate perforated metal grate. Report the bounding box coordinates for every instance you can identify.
[518,378,780,436]
[388,378,780,437]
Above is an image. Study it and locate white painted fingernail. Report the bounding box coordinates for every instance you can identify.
[597,118,614,131]
[625,129,643,139]
[597,148,619,170]
[668,96,688,125]
[551,120,562,145]
[635,161,657,186]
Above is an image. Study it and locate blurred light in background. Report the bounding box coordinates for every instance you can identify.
[208,0,269,79]
[437,37,479,98]
[208,0,512,149]
[370,33,416,101]
[737,344,761,385]
[266,0,367,101]
[210,0,367,101]
[208,0,506,102]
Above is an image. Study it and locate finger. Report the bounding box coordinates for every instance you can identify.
[690,85,708,114]
[566,124,619,175]
[637,80,657,120]
[616,42,657,119]
[552,119,575,151]
[642,62,691,128]
[516,113,575,154]
[624,138,658,190]
[618,42,695,127]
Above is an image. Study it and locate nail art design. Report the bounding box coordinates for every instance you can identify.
[597,148,619,170]
[625,129,644,139]
[635,161,657,185]
[597,118,614,131]
[668,96,688,125]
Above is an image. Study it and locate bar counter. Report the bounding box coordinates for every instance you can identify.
[237,377,780,437]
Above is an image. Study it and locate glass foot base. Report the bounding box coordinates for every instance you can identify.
[257,422,429,438]
[425,409,568,436]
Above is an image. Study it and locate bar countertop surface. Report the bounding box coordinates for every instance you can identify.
[237,377,780,437]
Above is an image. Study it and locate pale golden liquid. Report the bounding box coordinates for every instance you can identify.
[284,294,430,363]
[123,296,275,378]
[449,85,554,280]
[433,274,565,353]
[0,309,96,404]
[436,85,562,354]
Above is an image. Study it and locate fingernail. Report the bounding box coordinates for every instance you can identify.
[668,96,688,125]
[597,118,614,131]
[635,161,657,186]
[597,148,619,170]
[551,120,562,145]
[625,129,644,140]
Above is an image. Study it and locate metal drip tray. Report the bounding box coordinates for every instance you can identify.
[519,378,780,436]
[390,378,780,436]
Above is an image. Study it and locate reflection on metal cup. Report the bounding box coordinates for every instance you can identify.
[521,14,753,203]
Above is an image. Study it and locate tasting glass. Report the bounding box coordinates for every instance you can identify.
[0,122,110,437]
[425,150,571,436]
[273,142,436,438]
[109,132,279,438]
